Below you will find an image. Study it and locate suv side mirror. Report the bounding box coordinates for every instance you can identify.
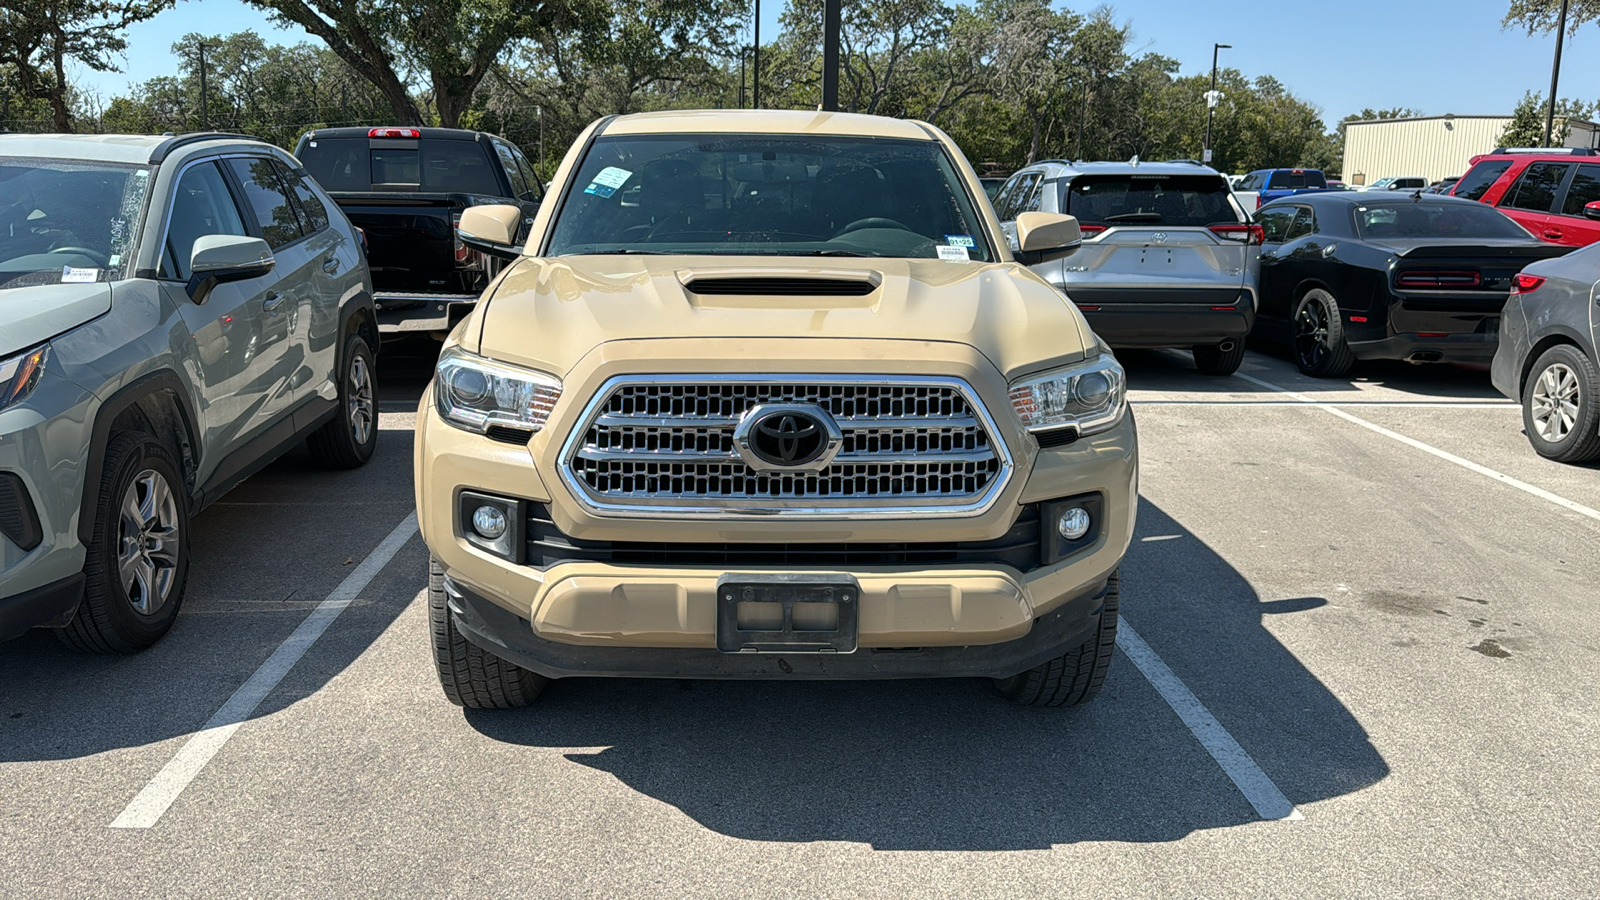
[1014,211,1082,264]
[459,204,524,260]
[187,234,274,304]
[1585,200,1600,221]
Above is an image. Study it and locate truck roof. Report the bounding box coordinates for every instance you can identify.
[300,126,491,142]
[600,109,934,141]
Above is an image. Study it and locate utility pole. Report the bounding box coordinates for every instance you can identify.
[197,42,209,131]
[1545,0,1570,147]
[739,47,747,108]
[1203,43,1230,165]
[821,0,841,111]
[537,106,545,175]
[752,0,761,109]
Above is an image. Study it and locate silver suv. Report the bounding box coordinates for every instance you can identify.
[0,133,378,652]
[992,161,1260,375]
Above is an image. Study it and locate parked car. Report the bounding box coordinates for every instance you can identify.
[1427,176,1460,194]
[1448,151,1600,248]
[1325,176,1347,190]
[417,109,1136,709]
[1233,168,1329,211]
[1253,191,1567,377]
[295,126,543,339]
[0,132,378,651]
[992,160,1259,375]
[979,176,1007,201]
[1491,242,1600,463]
[1354,176,1428,193]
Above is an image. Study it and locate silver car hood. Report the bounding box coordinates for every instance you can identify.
[0,282,113,358]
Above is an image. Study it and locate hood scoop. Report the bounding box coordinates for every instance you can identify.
[680,270,881,297]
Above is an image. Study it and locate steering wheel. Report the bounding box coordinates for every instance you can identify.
[48,246,108,265]
[833,217,912,237]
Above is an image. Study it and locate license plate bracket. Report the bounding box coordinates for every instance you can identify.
[716,574,859,654]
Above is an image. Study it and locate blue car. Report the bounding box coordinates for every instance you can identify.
[1234,168,1329,212]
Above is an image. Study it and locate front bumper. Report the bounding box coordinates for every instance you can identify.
[376,293,479,335]
[0,573,83,642]
[444,571,1112,680]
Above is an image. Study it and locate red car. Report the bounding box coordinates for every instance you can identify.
[1449,150,1600,247]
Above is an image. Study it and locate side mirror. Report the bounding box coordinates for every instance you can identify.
[1014,211,1082,264]
[458,204,524,260]
[187,234,274,304]
[1585,200,1600,221]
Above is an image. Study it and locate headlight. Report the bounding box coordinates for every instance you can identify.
[434,346,561,434]
[0,345,49,412]
[1008,352,1126,438]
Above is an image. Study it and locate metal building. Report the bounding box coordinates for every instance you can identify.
[1342,115,1600,185]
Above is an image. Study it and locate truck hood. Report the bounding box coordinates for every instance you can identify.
[0,282,113,358]
[475,256,1094,379]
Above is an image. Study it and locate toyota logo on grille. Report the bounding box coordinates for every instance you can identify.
[733,404,843,472]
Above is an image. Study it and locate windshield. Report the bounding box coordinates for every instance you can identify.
[546,134,994,261]
[1355,202,1534,240]
[0,158,149,289]
[1063,174,1240,227]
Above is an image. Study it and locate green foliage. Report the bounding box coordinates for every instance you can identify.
[1504,0,1600,32]
[1498,90,1597,147]
[0,0,171,130]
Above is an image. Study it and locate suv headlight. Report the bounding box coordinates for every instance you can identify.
[434,346,562,434]
[1008,353,1126,438]
[0,345,49,412]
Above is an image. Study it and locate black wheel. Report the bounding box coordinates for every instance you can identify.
[994,571,1119,707]
[428,558,546,708]
[1522,344,1600,464]
[307,333,377,469]
[60,433,190,653]
[1192,340,1246,376]
[1291,289,1355,378]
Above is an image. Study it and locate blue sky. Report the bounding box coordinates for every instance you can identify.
[77,0,1589,126]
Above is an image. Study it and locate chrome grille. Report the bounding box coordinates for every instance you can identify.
[560,376,1011,516]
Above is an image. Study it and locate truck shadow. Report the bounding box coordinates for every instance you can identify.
[464,497,1388,850]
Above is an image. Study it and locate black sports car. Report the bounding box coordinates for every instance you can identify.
[1252,191,1569,376]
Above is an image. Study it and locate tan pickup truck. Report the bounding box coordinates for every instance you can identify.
[414,109,1137,708]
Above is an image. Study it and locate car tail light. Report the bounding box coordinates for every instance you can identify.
[1209,224,1264,245]
[1255,195,1264,210]
[1511,273,1546,294]
[354,226,368,251]
[368,127,421,138]
[1395,270,1482,289]
[1078,225,1107,237]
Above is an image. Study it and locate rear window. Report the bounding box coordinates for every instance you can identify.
[1453,160,1513,201]
[1354,202,1532,240]
[1063,174,1239,226]
[1266,170,1327,190]
[298,137,501,195]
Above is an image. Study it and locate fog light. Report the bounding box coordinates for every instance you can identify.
[472,505,507,539]
[1057,506,1092,541]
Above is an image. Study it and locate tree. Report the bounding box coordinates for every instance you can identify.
[1498,90,1596,147]
[242,0,575,127]
[0,0,170,131]
[1504,0,1600,32]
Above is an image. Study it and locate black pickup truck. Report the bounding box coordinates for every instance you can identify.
[294,126,543,338]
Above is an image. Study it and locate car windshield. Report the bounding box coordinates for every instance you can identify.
[1355,202,1534,239]
[546,134,994,261]
[0,158,149,290]
[1063,174,1240,226]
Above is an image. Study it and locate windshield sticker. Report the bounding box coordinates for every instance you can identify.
[583,166,633,198]
[944,234,975,248]
[936,245,971,261]
[60,266,100,283]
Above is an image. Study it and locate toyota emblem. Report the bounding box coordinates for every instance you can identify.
[733,404,843,472]
[1151,232,1168,244]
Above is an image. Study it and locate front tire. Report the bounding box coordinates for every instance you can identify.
[994,571,1119,707]
[1292,289,1355,378]
[428,558,546,708]
[1522,345,1600,464]
[1193,340,1246,376]
[60,433,190,653]
[307,333,378,469]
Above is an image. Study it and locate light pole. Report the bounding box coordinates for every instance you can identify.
[752,0,761,109]
[1545,0,1570,147]
[1203,43,1230,165]
[822,0,841,111]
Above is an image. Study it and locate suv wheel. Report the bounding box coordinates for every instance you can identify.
[1193,340,1246,376]
[1292,289,1355,378]
[994,571,1119,707]
[60,433,190,653]
[428,558,546,708]
[1522,344,1600,464]
[307,333,378,469]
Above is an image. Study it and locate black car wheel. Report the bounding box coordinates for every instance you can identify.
[994,571,1119,707]
[428,558,546,708]
[307,333,378,469]
[1292,289,1355,378]
[1522,344,1600,464]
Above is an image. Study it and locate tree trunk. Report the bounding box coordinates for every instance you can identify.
[49,28,70,132]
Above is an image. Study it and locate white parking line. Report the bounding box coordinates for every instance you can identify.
[1116,621,1302,821]
[1231,370,1600,524]
[109,512,420,830]
[1132,400,1516,409]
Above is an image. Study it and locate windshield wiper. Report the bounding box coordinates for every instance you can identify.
[578,249,669,255]
[1103,212,1162,223]
[800,249,875,257]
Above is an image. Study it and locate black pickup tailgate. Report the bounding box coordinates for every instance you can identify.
[330,192,475,294]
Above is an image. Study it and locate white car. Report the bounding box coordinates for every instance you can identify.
[1353,176,1428,192]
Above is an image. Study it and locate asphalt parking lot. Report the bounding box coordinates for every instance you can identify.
[4,340,1598,897]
